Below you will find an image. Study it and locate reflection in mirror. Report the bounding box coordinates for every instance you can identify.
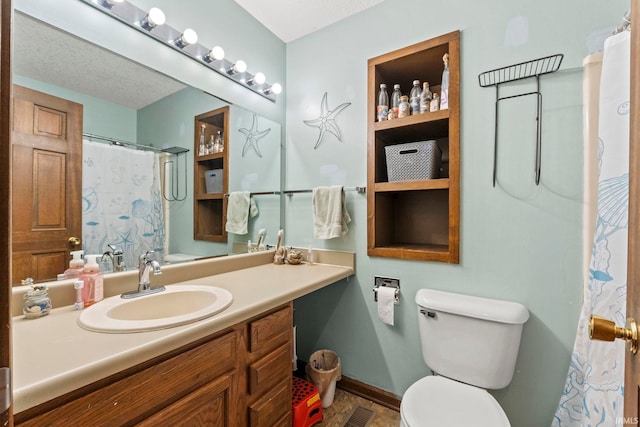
[11,12,281,285]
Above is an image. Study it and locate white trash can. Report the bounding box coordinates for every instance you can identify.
[306,349,342,408]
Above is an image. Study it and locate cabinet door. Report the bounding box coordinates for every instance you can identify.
[136,373,233,427]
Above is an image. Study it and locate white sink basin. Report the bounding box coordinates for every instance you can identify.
[78,285,233,333]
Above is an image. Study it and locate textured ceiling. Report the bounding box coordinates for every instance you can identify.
[233,0,384,43]
[13,13,186,110]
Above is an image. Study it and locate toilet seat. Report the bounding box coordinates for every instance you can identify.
[400,376,510,427]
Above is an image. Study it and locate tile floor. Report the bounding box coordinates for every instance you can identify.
[315,388,400,427]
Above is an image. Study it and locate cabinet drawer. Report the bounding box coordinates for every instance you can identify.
[249,343,291,395]
[18,331,237,426]
[248,379,291,427]
[249,305,291,354]
[272,412,293,427]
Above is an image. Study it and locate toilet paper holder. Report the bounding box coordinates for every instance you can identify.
[373,276,400,304]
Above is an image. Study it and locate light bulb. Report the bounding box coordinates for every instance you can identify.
[227,60,247,75]
[140,7,166,30]
[269,83,282,95]
[253,72,266,85]
[247,72,266,86]
[205,46,225,62]
[234,60,247,73]
[175,28,198,48]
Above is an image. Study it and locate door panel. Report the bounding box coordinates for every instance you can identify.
[10,85,82,285]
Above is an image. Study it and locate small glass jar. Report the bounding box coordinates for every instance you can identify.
[398,95,410,118]
[23,284,52,319]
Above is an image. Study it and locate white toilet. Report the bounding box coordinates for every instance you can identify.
[400,289,529,427]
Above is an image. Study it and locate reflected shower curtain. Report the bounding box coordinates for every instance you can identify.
[82,140,166,270]
[553,30,630,426]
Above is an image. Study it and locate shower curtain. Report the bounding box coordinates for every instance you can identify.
[82,140,166,270]
[553,30,630,426]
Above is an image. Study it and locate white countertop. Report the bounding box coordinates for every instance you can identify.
[12,250,354,413]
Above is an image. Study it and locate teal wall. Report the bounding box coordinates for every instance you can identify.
[13,74,137,141]
[285,1,627,426]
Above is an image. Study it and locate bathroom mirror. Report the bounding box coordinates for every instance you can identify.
[11,12,282,285]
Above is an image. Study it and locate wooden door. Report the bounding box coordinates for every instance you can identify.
[624,1,640,421]
[10,85,82,285]
[0,0,12,425]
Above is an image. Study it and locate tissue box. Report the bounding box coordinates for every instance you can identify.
[204,169,224,194]
[385,140,441,182]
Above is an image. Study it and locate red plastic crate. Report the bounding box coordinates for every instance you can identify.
[292,377,323,427]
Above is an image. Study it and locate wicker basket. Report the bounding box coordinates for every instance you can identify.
[385,140,441,182]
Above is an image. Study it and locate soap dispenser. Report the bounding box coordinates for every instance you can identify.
[80,254,104,307]
[63,250,84,279]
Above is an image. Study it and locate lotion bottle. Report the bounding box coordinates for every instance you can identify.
[80,254,104,307]
[63,250,84,279]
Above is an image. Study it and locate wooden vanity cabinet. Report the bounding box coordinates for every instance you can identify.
[16,303,294,427]
[15,330,238,426]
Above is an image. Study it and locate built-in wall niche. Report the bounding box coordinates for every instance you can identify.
[367,31,460,263]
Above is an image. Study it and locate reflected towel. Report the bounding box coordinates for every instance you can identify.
[225,191,258,235]
[312,185,351,239]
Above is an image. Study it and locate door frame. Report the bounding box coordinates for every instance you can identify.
[624,1,639,420]
[0,0,13,425]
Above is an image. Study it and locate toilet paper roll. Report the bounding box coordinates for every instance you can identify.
[377,286,396,326]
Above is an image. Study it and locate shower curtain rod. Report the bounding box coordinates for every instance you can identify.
[613,11,631,34]
[83,132,162,153]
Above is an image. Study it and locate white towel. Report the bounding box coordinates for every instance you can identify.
[225,191,258,235]
[312,186,351,239]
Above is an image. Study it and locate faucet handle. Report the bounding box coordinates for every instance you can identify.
[109,243,124,255]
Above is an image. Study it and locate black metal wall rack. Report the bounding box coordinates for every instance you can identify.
[478,53,564,187]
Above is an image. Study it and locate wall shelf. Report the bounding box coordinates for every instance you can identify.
[367,31,460,263]
[194,106,229,242]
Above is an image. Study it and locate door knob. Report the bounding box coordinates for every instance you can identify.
[68,237,81,247]
[589,314,638,354]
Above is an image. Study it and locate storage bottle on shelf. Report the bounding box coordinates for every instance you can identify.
[391,84,402,118]
[398,95,410,118]
[409,80,421,115]
[440,53,449,110]
[215,130,224,152]
[208,135,216,154]
[377,83,389,122]
[198,124,206,156]
[419,82,433,114]
[430,93,440,112]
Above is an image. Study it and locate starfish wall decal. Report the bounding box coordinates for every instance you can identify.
[239,113,271,158]
[303,92,351,149]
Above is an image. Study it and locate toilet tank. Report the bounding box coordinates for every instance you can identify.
[415,289,529,390]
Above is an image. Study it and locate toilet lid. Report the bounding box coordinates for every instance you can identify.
[401,376,510,427]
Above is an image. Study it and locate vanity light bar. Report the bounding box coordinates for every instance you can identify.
[81,0,281,102]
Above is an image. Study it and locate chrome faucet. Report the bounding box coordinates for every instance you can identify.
[102,244,125,272]
[121,250,164,299]
[138,250,162,291]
